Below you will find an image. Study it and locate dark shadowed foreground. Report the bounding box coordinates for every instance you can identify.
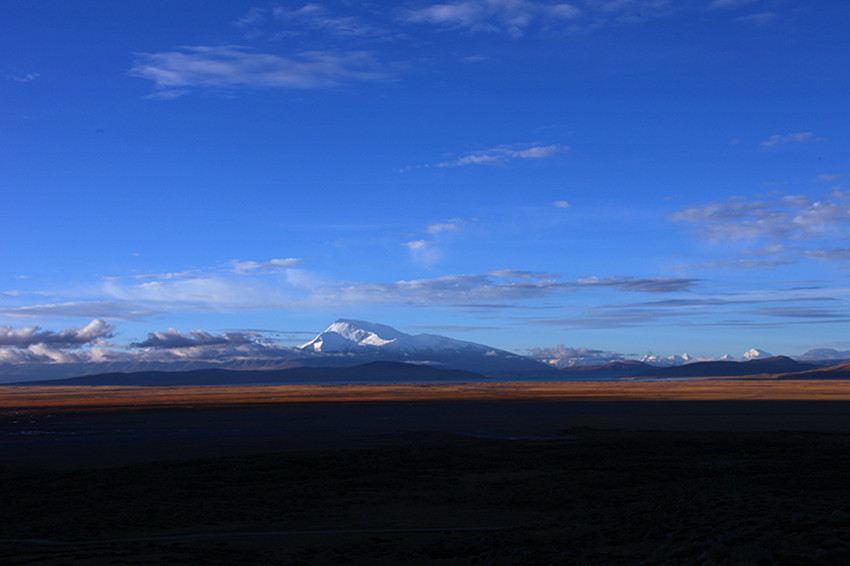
[2,386,850,564]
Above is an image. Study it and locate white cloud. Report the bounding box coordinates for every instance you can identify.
[734,11,776,26]
[816,173,850,182]
[708,0,756,9]
[427,222,462,233]
[553,200,570,208]
[272,4,382,37]
[403,1,583,36]
[527,344,626,367]
[403,240,433,249]
[672,192,850,243]
[434,143,569,168]
[131,328,256,349]
[231,258,303,273]
[0,319,114,349]
[130,46,389,97]
[760,132,814,147]
[7,73,40,83]
[0,302,158,320]
[804,248,850,262]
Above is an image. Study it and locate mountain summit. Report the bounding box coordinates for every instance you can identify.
[299,319,552,375]
[301,319,490,354]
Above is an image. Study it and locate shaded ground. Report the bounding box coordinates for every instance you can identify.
[3,427,850,565]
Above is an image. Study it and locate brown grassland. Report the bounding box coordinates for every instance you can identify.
[3,378,850,414]
[2,380,850,565]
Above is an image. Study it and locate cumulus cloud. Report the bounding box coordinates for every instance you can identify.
[131,328,256,349]
[0,319,114,349]
[433,143,569,168]
[130,46,389,98]
[553,200,570,208]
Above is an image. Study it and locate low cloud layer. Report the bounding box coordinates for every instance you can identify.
[131,328,257,349]
[0,319,114,348]
[527,344,627,368]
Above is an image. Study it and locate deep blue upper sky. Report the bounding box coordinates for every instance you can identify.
[2,0,850,365]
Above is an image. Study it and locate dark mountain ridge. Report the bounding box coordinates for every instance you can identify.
[12,361,485,386]
[636,356,821,378]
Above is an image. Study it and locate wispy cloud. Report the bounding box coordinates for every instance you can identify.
[130,46,389,98]
[427,221,463,233]
[272,4,384,37]
[7,73,40,83]
[401,219,469,268]
[804,248,850,262]
[402,0,582,37]
[670,191,850,243]
[0,302,159,321]
[423,143,569,168]
[734,11,776,26]
[400,0,690,37]
[231,258,303,273]
[571,276,698,293]
[321,271,696,308]
[707,0,756,9]
[816,173,850,182]
[760,131,817,147]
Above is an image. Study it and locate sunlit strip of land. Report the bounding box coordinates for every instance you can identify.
[2,380,850,414]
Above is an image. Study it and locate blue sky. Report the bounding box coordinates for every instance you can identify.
[2,0,850,365]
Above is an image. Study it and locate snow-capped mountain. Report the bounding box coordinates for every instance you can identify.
[300,319,482,354]
[639,353,692,367]
[743,348,772,360]
[299,319,552,375]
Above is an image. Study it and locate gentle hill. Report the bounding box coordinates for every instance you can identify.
[14,361,485,386]
[559,360,652,379]
[777,360,850,380]
[636,356,820,379]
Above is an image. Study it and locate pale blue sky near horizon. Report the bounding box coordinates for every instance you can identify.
[2,0,850,364]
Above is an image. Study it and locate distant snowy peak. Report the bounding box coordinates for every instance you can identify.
[299,319,489,354]
[639,353,691,367]
[743,348,772,360]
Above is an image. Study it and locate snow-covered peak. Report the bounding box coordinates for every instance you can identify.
[299,319,487,354]
[639,353,692,367]
[743,348,772,360]
[326,319,405,346]
[640,354,692,367]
